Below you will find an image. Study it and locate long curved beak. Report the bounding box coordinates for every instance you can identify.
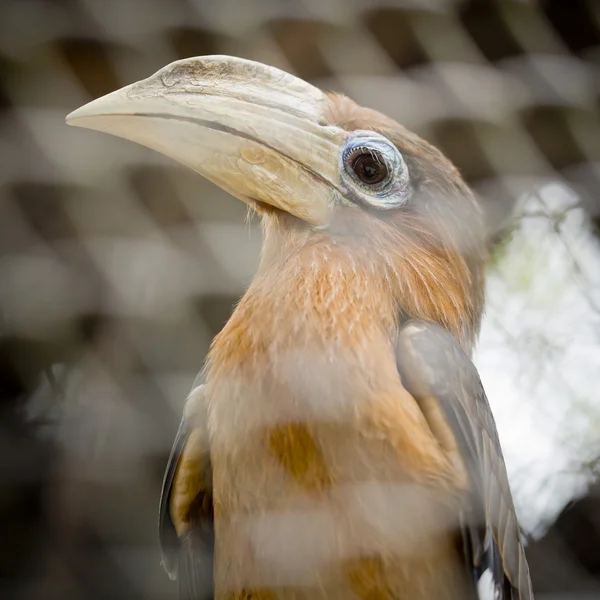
[66,55,345,226]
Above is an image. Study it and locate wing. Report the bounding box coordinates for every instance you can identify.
[396,320,534,600]
[158,384,214,600]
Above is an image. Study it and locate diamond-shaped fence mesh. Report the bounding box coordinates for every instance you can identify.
[1,1,599,598]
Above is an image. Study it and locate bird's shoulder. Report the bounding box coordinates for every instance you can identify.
[395,319,534,600]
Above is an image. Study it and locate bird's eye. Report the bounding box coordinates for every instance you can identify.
[348,149,388,186]
[340,131,410,209]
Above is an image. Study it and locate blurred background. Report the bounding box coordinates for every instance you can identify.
[0,0,599,598]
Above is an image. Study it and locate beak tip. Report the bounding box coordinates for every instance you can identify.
[65,90,125,127]
[65,103,96,127]
[65,110,79,126]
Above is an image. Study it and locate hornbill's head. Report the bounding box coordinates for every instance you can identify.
[67,56,485,351]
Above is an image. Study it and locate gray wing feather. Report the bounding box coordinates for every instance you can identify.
[158,384,214,599]
[397,320,534,600]
[159,415,190,578]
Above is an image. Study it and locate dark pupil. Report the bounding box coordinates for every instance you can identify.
[351,152,387,185]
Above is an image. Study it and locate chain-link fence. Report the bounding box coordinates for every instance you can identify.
[1,1,599,598]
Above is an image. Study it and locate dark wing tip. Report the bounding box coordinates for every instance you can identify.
[177,534,215,600]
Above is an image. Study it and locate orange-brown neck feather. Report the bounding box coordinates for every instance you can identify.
[208,212,480,385]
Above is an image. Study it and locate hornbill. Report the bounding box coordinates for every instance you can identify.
[67,56,533,600]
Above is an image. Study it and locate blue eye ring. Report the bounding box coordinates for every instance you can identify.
[340,131,411,208]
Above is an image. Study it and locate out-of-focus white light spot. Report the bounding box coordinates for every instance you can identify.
[82,236,207,317]
[242,509,339,586]
[475,182,600,537]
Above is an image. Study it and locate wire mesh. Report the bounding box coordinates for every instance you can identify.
[1,0,599,598]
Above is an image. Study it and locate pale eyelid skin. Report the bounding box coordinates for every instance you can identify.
[339,130,411,210]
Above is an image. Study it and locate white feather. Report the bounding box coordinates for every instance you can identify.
[477,569,499,600]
